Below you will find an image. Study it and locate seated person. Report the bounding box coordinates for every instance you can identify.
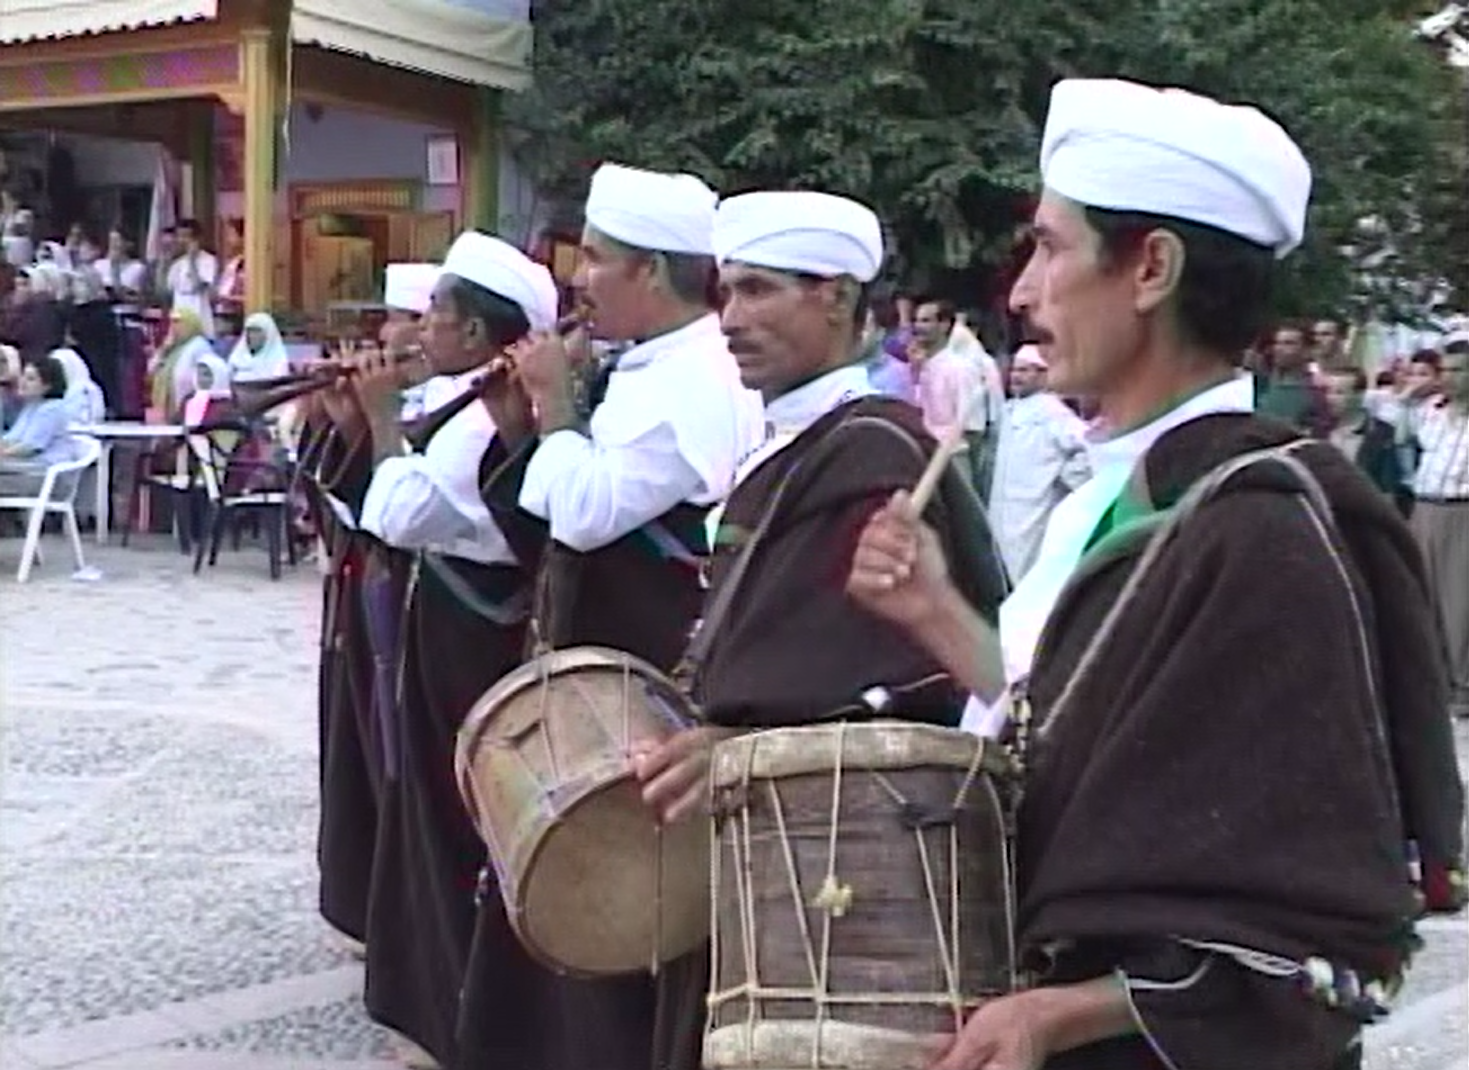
[0,354,76,497]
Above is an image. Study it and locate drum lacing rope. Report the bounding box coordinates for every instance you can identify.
[806,720,850,1065]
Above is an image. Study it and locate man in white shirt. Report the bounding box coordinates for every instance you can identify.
[468,163,761,1070]
[324,231,559,1070]
[481,161,762,669]
[849,77,1464,1070]
[165,219,218,338]
[987,344,1091,581]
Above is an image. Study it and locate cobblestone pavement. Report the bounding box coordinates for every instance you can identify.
[1,535,1466,1069]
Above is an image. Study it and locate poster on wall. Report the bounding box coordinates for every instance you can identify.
[426,135,459,187]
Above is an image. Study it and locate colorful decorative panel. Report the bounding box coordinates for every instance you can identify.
[0,43,239,103]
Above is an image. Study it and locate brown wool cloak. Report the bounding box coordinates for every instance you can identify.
[1020,414,1464,1070]
[323,406,532,1068]
[300,420,380,943]
[696,396,1008,729]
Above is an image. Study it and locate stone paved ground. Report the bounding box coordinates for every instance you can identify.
[0,533,1466,1069]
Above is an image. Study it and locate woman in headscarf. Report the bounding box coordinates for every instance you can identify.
[182,352,233,428]
[149,307,213,420]
[52,346,107,424]
[226,311,291,382]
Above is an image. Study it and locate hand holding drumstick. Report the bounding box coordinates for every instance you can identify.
[847,386,1005,703]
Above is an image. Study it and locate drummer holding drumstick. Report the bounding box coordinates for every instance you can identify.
[631,189,1009,1070]
[848,79,1465,1070]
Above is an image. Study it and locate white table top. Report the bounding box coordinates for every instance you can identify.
[74,422,187,439]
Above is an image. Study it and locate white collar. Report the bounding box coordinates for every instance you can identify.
[1087,372,1254,475]
[616,312,724,372]
[764,363,876,436]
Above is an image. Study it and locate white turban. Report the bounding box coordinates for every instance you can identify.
[1040,79,1312,258]
[383,263,439,315]
[440,231,559,332]
[1011,344,1047,371]
[584,162,718,256]
[711,191,884,283]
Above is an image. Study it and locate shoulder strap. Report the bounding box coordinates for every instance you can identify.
[678,412,946,688]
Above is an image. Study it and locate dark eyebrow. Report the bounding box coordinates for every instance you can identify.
[1027,223,1058,243]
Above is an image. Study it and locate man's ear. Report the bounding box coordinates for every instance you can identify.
[1134,228,1186,315]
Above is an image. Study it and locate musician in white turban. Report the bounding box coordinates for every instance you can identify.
[465,164,761,1070]
[849,78,1464,1070]
[328,231,563,1070]
[632,189,1008,1070]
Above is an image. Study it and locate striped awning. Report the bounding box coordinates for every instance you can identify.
[291,0,530,91]
[0,0,218,45]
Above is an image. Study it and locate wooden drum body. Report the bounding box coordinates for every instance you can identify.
[454,646,709,977]
[705,722,1015,1070]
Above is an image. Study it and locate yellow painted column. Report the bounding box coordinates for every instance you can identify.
[241,28,280,313]
[463,88,502,233]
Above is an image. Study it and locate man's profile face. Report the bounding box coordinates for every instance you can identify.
[1008,190,1141,399]
[572,227,651,342]
[719,262,838,399]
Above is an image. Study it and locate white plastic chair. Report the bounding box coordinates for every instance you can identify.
[0,434,102,582]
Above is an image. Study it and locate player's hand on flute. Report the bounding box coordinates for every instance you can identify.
[350,342,404,443]
[630,726,735,825]
[481,340,536,446]
[319,342,365,436]
[847,489,953,634]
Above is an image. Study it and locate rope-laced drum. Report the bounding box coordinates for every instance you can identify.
[454,645,710,976]
[704,721,1016,1070]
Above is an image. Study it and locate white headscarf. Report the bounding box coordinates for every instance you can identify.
[227,312,292,382]
[51,347,107,423]
[194,353,233,398]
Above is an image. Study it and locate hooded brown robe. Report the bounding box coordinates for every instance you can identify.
[324,393,534,1067]
[301,419,381,943]
[1017,413,1464,1070]
[656,394,1010,1070]
[453,374,713,1070]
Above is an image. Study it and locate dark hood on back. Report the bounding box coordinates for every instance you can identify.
[1139,412,1466,909]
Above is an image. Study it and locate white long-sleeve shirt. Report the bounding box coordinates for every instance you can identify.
[358,370,516,565]
[988,392,1091,582]
[518,313,764,553]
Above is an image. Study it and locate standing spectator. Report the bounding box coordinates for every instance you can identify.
[166,219,217,338]
[1409,335,1469,718]
[1257,322,1332,436]
[988,345,1091,581]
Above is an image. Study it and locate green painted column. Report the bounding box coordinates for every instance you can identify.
[465,87,502,232]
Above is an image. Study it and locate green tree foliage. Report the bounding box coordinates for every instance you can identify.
[511,0,1466,319]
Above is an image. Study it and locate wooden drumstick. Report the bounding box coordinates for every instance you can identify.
[908,385,985,513]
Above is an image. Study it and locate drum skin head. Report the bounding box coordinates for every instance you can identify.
[518,773,710,976]
[456,645,710,977]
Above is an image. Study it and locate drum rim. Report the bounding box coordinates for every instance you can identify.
[709,720,1010,786]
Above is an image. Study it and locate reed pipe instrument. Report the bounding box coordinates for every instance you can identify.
[231,312,588,420]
